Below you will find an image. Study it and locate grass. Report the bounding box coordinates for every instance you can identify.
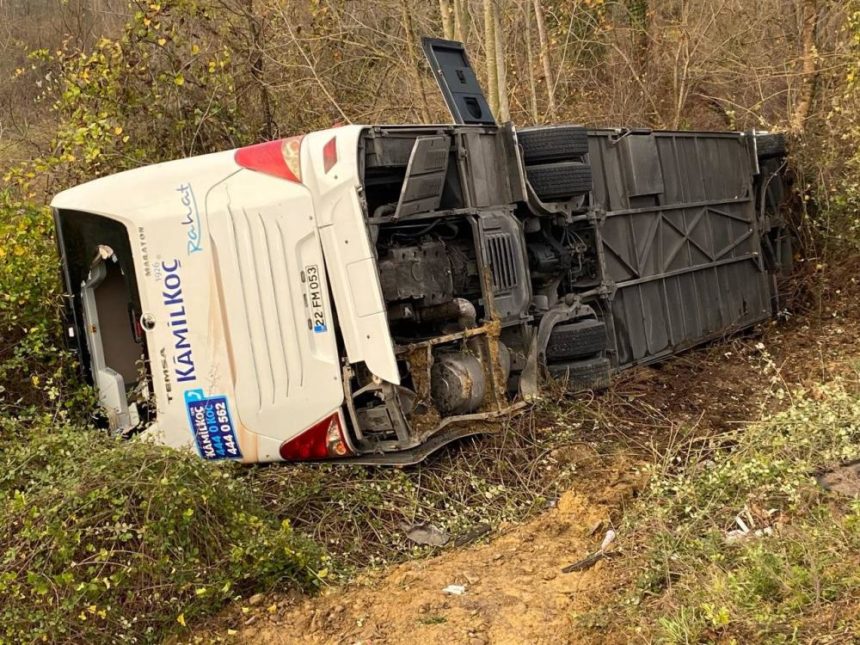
[0,370,604,643]
[606,376,860,643]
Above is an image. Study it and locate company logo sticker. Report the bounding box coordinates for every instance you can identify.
[178,183,203,254]
[184,389,242,460]
[303,264,328,333]
[161,259,197,383]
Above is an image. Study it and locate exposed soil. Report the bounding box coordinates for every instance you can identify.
[204,269,860,644]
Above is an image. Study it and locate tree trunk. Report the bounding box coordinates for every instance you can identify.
[453,0,466,40]
[532,0,555,121]
[244,0,274,140]
[400,0,432,123]
[791,0,820,134]
[524,0,539,123]
[494,0,510,122]
[627,0,650,82]
[483,0,499,117]
[439,0,454,40]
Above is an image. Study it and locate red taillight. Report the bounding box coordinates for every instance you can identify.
[279,412,352,461]
[322,136,337,173]
[234,135,304,183]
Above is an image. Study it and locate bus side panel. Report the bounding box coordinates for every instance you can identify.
[588,130,773,368]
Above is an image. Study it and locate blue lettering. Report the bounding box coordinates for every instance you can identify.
[162,260,196,383]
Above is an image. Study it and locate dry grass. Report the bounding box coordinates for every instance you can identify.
[240,402,602,573]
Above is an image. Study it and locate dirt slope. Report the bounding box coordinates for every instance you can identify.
[230,451,641,645]
[205,273,860,644]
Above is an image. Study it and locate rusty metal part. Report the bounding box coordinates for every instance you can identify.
[403,344,441,437]
[477,320,509,412]
[395,320,498,355]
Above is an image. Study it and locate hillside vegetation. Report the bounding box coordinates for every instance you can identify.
[1,1,859,642]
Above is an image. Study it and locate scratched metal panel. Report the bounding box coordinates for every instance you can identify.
[588,130,774,368]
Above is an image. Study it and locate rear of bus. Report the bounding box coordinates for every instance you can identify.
[51,129,374,463]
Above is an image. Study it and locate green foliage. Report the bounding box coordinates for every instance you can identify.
[628,381,860,642]
[651,504,860,643]
[0,421,326,644]
[4,0,250,200]
[645,385,860,529]
[0,192,88,418]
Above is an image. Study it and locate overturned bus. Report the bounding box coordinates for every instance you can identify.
[51,39,791,464]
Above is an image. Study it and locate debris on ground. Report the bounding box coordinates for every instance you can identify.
[403,522,450,547]
[561,528,617,573]
[452,523,491,547]
[441,584,466,595]
[725,507,778,543]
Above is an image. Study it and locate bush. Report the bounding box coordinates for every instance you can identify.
[0,194,86,419]
[0,421,327,643]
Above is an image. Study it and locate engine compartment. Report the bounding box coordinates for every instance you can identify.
[335,126,605,455]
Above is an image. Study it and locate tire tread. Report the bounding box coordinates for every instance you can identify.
[518,125,590,163]
[526,161,593,202]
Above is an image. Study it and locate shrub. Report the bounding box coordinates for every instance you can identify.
[0,422,327,643]
[3,0,253,202]
[0,194,85,419]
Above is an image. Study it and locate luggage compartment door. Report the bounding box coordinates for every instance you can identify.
[422,37,496,125]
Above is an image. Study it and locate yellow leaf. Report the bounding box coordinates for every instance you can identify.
[191,44,200,55]
[174,74,185,86]
[157,38,166,46]
[114,126,123,135]
[177,613,186,627]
